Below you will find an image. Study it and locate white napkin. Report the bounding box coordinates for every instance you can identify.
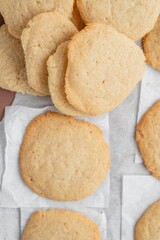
[1,105,110,208]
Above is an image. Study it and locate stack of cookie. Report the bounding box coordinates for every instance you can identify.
[3,0,160,116]
[0,0,160,239]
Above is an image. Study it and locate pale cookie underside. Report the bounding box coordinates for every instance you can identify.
[136,100,160,179]
[135,200,160,240]
[0,0,74,39]
[21,11,78,95]
[20,112,110,201]
[65,23,145,115]
[47,41,85,116]
[77,0,160,40]
[22,209,101,240]
[0,24,42,96]
[143,16,160,70]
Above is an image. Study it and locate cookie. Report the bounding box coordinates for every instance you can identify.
[65,23,145,116]
[0,0,74,39]
[143,16,160,70]
[136,100,160,179]
[135,200,160,240]
[77,0,160,41]
[20,112,110,201]
[21,11,78,95]
[22,209,101,240]
[8,26,20,39]
[0,24,42,96]
[47,41,84,116]
[71,1,85,30]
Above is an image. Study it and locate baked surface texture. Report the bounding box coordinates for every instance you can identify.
[77,0,160,40]
[143,16,160,70]
[135,200,160,240]
[0,24,42,96]
[0,0,74,38]
[21,11,78,95]
[136,100,160,179]
[22,209,101,240]
[20,112,110,201]
[65,23,145,116]
[47,41,84,116]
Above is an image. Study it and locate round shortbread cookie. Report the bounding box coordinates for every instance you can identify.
[0,24,42,96]
[76,0,160,41]
[0,0,74,39]
[65,23,145,116]
[143,16,160,70]
[21,11,78,96]
[20,112,110,201]
[136,100,160,179]
[135,200,160,240]
[71,1,85,30]
[22,209,101,240]
[47,41,85,116]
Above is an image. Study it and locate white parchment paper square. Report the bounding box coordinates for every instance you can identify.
[0,208,20,240]
[135,65,160,163]
[1,105,110,208]
[122,175,160,240]
[21,207,107,240]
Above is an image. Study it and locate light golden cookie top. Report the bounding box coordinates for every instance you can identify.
[77,0,160,40]
[0,24,41,96]
[136,100,160,179]
[20,112,110,201]
[143,16,160,70]
[22,209,101,240]
[21,11,78,95]
[135,200,160,240]
[65,23,145,116]
[0,0,74,38]
[47,41,85,116]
